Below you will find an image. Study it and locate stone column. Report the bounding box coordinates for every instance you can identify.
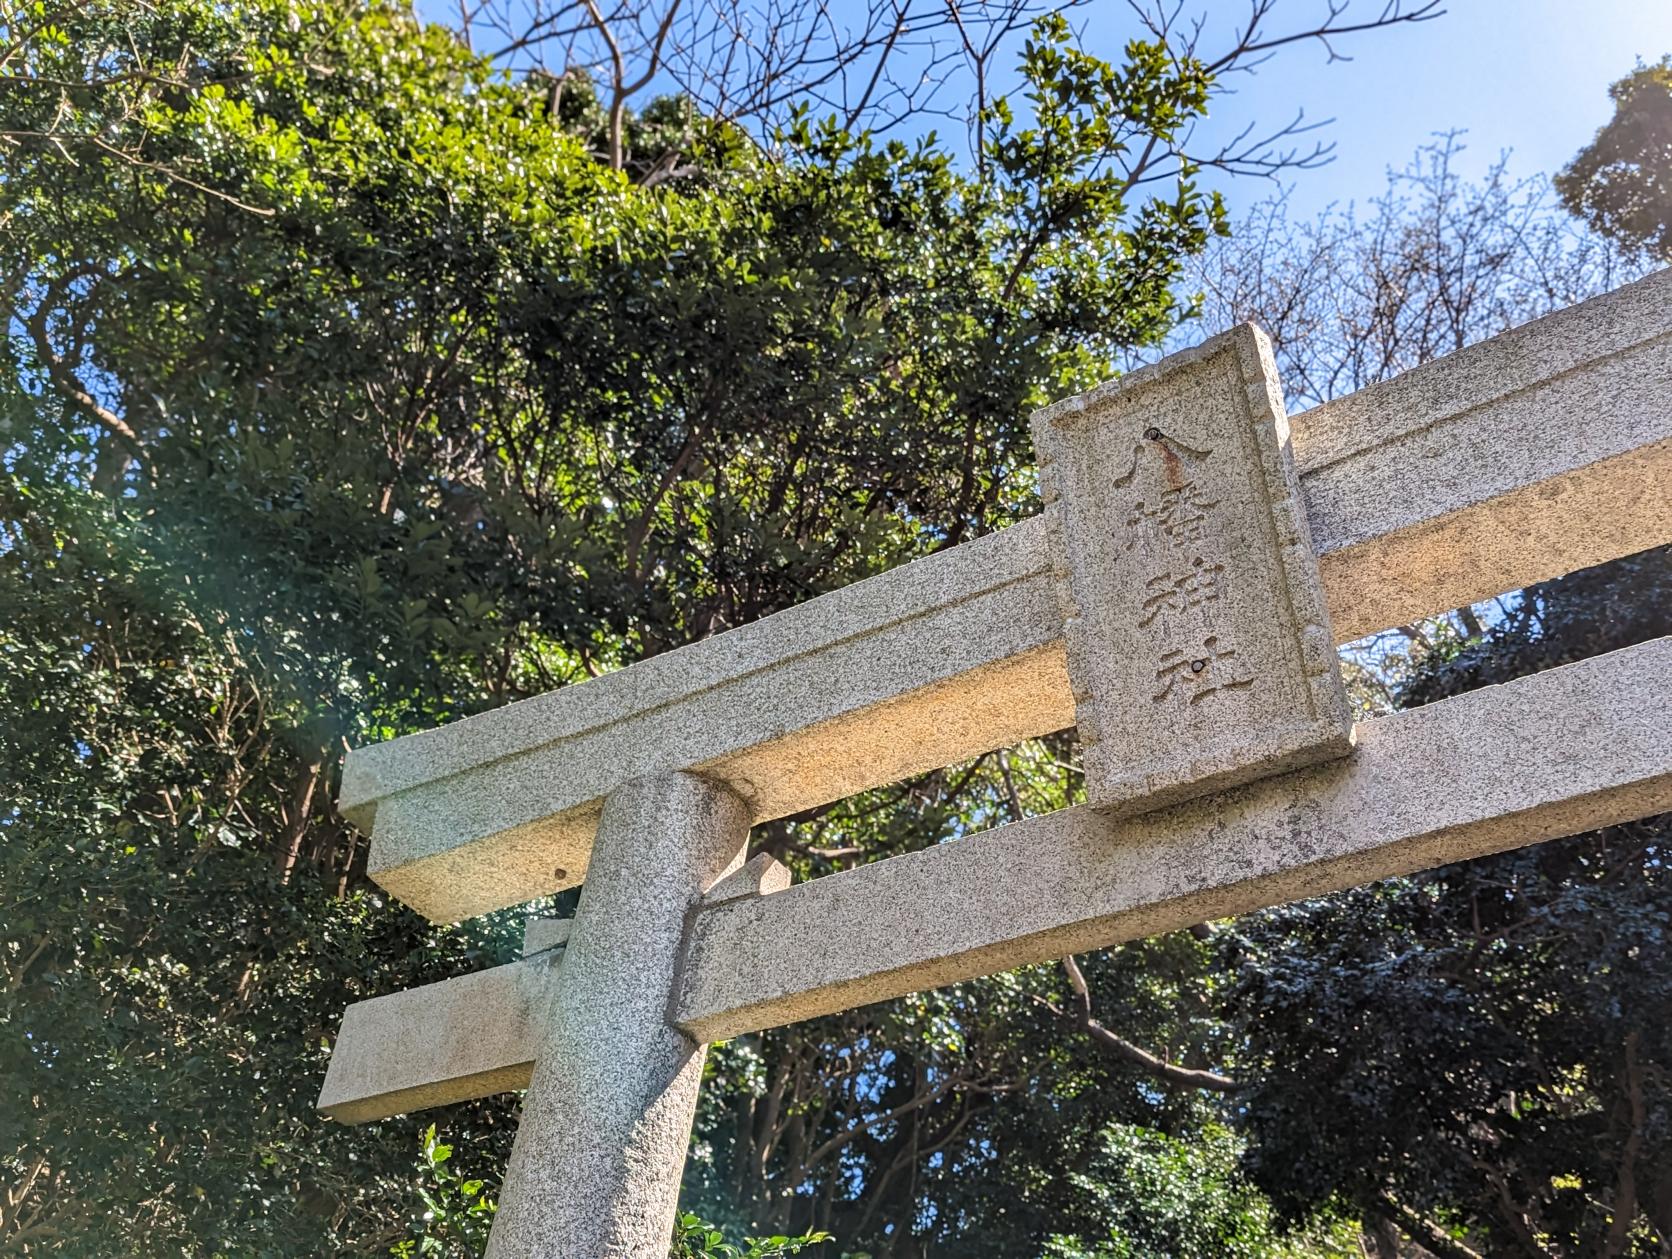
[485,772,751,1258]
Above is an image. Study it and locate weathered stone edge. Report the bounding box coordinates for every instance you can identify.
[340,522,1049,817]
[1292,265,1672,472]
[348,271,1672,822]
[1032,323,1355,816]
[317,958,555,1124]
[677,636,1672,1041]
[320,638,1672,1122]
[355,274,1672,922]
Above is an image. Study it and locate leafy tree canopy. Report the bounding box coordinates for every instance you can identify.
[1558,57,1672,260]
[5,1,1667,1254]
[0,0,1226,1251]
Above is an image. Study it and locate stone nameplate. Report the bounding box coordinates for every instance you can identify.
[336,268,1672,919]
[1031,324,1354,817]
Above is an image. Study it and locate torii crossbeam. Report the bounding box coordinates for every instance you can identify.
[319,268,1672,1257]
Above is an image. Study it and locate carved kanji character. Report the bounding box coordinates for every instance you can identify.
[1124,482,1220,550]
[1138,556,1225,627]
[1152,635,1255,705]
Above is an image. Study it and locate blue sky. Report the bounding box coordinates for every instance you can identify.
[1195,0,1672,217]
[422,0,1672,216]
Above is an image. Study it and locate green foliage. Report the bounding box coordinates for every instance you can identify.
[1,0,1228,1252]
[7,1,1663,1255]
[387,1129,832,1258]
[1223,550,1672,1257]
[671,1212,834,1258]
[1042,1124,1358,1259]
[1208,108,1672,1251]
[390,1128,497,1257]
[1557,57,1672,260]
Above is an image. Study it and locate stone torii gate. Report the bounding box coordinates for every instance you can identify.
[319,269,1672,1256]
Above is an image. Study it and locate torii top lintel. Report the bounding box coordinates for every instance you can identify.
[339,268,1672,924]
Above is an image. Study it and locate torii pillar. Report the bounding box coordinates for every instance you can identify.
[316,273,1672,1257]
[485,773,752,1256]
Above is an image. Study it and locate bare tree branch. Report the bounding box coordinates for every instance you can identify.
[472,0,1444,166]
[13,274,152,484]
[1375,1192,1488,1259]
[1041,954,1242,1092]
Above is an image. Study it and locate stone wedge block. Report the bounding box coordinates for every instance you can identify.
[349,524,1069,923]
[703,853,792,905]
[347,269,1672,923]
[522,916,572,956]
[677,635,1672,1041]
[318,957,555,1124]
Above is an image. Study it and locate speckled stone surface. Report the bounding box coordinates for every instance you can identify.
[677,636,1672,1041]
[521,916,572,956]
[317,958,549,1124]
[703,851,791,905]
[353,524,1069,923]
[314,849,788,1131]
[1031,323,1353,817]
[344,267,1672,923]
[316,271,1672,1251]
[484,772,751,1259]
[1299,264,1672,640]
[319,637,1672,1123]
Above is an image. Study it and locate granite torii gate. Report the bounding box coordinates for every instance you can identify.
[319,268,1672,1256]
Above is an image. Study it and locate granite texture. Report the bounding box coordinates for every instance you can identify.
[319,637,1672,1121]
[484,772,751,1259]
[703,852,792,905]
[317,268,1672,1251]
[1031,323,1353,816]
[1298,265,1672,639]
[317,959,549,1124]
[355,524,1068,923]
[342,267,1672,922]
[677,636,1672,1041]
[521,916,573,956]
